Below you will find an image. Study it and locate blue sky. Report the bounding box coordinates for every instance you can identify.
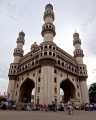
[0,0,96,94]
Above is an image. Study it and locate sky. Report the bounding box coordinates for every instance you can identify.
[0,0,96,95]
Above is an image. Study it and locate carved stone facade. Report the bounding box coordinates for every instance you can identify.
[7,4,89,105]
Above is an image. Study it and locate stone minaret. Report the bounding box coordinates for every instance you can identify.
[13,31,25,63]
[41,3,56,42]
[73,32,89,104]
[39,4,57,105]
[8,31,25,99]
[73,32,83,64]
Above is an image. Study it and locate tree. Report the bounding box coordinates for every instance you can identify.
[89,83,96,103]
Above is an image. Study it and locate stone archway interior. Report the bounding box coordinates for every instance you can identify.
[60,79,75,103]
[20,78,35,103]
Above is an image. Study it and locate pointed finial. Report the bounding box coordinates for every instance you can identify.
[34,41,36,44]
[75,30,76,33]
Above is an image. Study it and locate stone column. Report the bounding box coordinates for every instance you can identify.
[80,80,89,104]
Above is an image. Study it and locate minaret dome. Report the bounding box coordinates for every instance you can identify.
[73,32,79,38]
[45,3,53,10]
[19,31,25,37]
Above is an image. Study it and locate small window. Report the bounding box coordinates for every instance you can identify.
[77,85,79,89]
[53,53,55,57]
[38,87,40,93]
[49,52,52,55]
[49,25,51,28]
[41,47,43,50]
[38,78,40,82]
[58,60,60,65]
[39,69,41,73]
[41,53,42,56]
[32,62,34,65]
[36,60,38,64]
[17,84,18,88]
[69,66,71,69]
[30,54,32,56]
[53,47,55,50]
[33,73,35,77]
[62,62,64,67]
[54,78,57,83]
[44,46,47,49]
[15,91,17,96]
[54,70,57,74]
[72,68,74,71]
[60,74,62,77]
[46,26,48,28]
[49,46,52,49]
[25,65,27,68]
[78,93,80,97]
[37,98,39,104]
[54,87,57,94]
[44,52,47,55]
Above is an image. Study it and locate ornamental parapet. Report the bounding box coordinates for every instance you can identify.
[17,63,40,75]
[55,64,78,76]
[39,56,56,66]
[56,47,76,62]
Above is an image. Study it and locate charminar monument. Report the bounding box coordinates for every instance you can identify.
[7,4,89,105]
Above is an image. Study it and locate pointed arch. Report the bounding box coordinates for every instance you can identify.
[19,77,35,103]
[60,78,76,103]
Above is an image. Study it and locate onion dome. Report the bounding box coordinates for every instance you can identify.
[31,42,38,51]
[19,31,25,37]
[73,32,79,38]
[45,3,53,10]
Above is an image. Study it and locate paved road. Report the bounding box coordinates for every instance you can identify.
[0,110,96,120]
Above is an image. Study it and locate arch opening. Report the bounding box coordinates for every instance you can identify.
[19,78,35,103]
[60,79,76,103]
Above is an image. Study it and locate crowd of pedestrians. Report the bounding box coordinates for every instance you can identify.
[1,100,96,114]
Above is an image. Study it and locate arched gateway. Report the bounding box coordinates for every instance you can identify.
[19,78,35,103]
[7,4,89,106]
[60,79,76,103]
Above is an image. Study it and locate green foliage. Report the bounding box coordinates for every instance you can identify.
[89,82,96,94]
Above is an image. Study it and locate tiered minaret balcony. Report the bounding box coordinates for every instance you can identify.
[41,23,56,37]
[78,64,88,78]
[44,10,54,21]
[74,49,84,58]
[17,36,25,45]
[13,48,24,57]
[8,63,19,79]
